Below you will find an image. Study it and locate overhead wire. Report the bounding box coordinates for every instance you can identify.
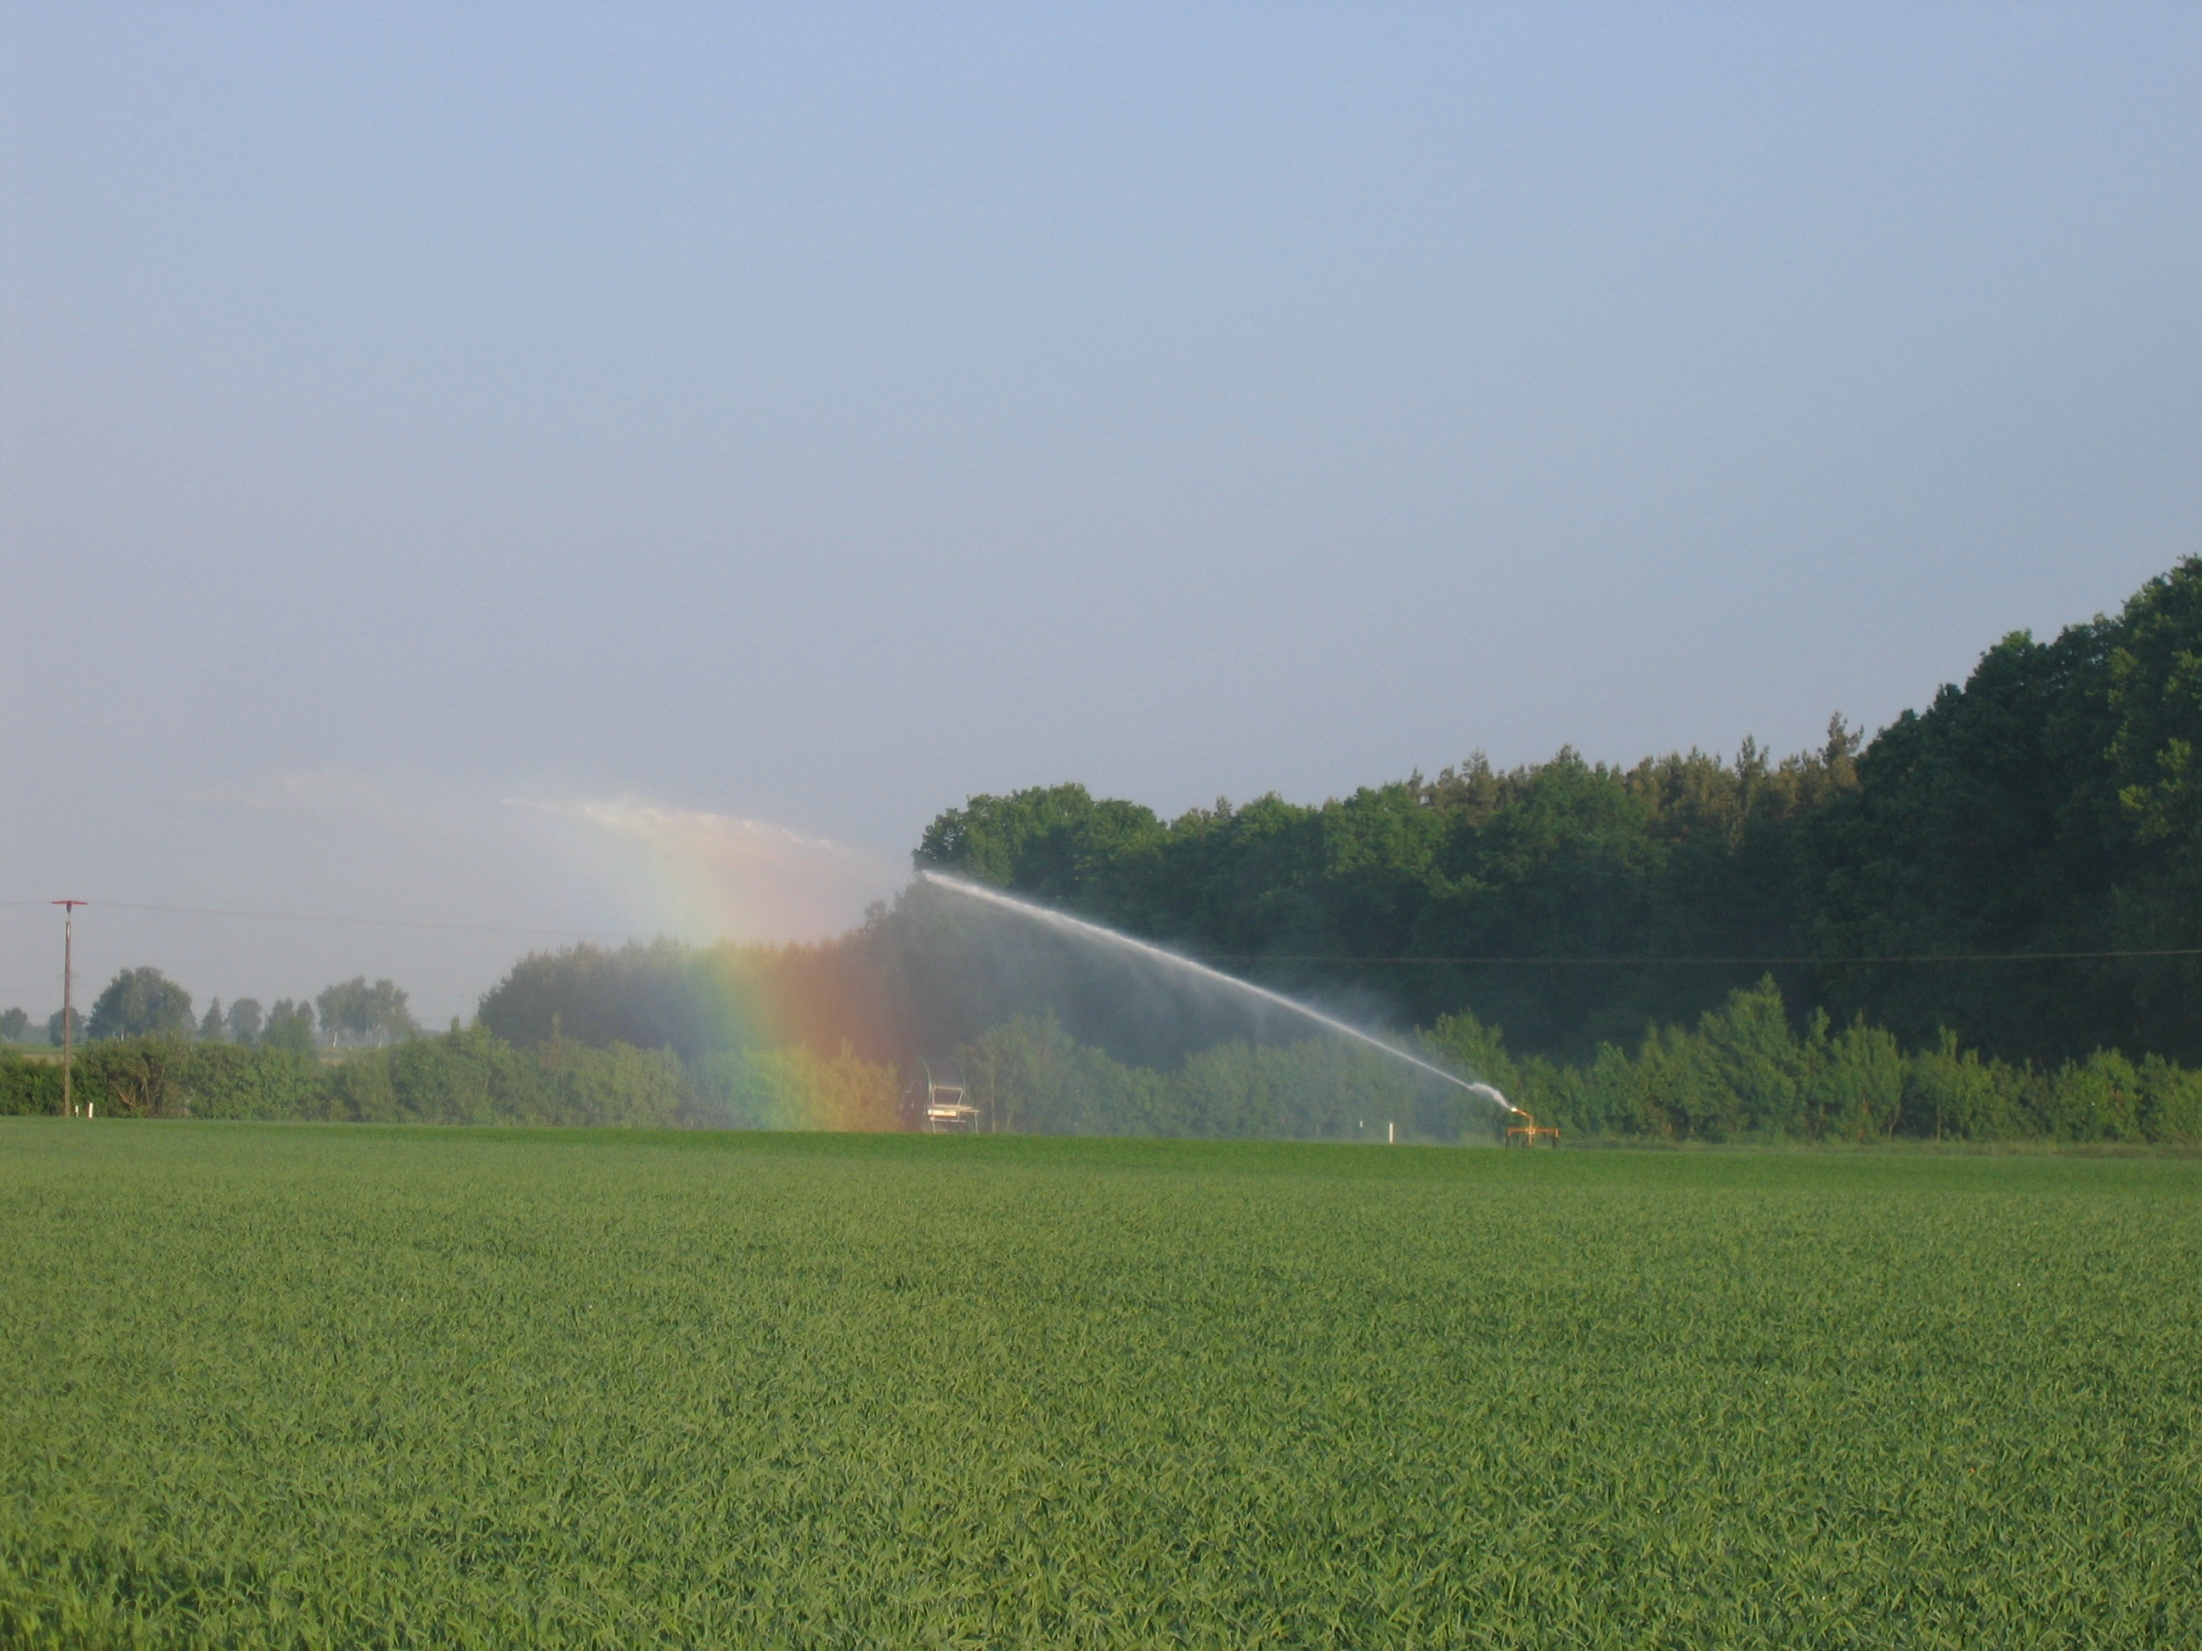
[0,899,621,940]
[1180,948,2202,966]
[1,900,2196,965]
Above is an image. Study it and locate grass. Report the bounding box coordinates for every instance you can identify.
[2,1122,2198,1647]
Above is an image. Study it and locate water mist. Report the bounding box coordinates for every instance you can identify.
[917,869,1522,1117]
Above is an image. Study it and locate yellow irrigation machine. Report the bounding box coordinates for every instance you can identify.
[1503,1111,1562,1148]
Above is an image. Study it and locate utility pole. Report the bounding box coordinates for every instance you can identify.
[53,901,84,1117]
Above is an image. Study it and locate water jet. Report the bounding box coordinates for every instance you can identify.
[917,869,1524,1121]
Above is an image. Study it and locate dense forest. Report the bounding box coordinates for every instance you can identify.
[915,557,2202,1068]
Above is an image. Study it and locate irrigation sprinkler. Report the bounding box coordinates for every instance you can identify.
[1503,1111,1562,1148]
[905,1059,982,1133]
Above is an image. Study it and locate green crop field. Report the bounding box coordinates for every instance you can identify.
[2,1123,2197,1648]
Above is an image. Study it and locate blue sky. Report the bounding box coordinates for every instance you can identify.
[3,3,2197,1018]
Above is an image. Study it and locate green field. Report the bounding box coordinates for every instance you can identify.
[2,1123,2197,1647]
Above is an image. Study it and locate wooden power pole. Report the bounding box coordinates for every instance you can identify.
[53,900,84,1116]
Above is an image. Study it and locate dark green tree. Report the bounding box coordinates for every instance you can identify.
[262,999,318,1056]
[915,783,1165,902]
[226,998,264,1046]
[1802,557,2202,1061]
[85,967,195,1042]
[316,977,420,1048]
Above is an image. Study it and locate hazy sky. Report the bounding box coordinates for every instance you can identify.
[3,3,2198,1021]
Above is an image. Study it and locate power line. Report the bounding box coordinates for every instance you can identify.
[0,899,620,940]
[1182,948,2202,967]
[4,898,2196,965]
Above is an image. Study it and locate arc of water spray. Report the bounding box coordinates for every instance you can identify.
[917,869,1523,1116]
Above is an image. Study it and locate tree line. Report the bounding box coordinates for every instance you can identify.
[1427,977,2202,1144]
[1,968,418,1053]
[457,918,2202,1144]
[13,558,2199,1142]
[10,973,2198,1145]
[948,982,2202,1146]
[0,1025,897,1131]
[914,557,2202,1068]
